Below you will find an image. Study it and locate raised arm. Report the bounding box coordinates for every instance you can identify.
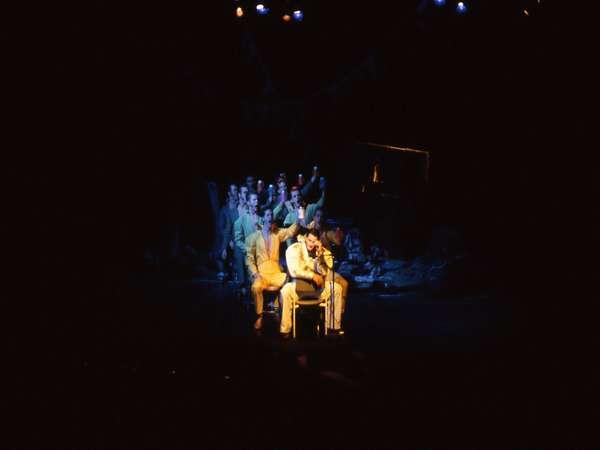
[277,222,300,242]
[300,174,315,198]
[283,210,296,227]
[273,200,284,221]
[306,191,325,224]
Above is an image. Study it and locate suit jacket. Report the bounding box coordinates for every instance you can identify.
[285,235,333,281]
[234,212,260,252]
[217,204,239,253]
[245,223,300,277]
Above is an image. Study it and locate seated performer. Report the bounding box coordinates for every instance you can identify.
[245,208,300,331]
[280,228,344,337]
[308,212,349,316]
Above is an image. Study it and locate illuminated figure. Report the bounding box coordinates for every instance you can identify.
[280,229,344,336]
[238,185,249,217]
[308,209,349,315]
[215,184,239,280]
[282,177,326,227]
[245,209,300,330]
[273,167,319,223]
[233,192,260,289]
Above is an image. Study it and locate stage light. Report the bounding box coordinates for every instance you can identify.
[282,14,291,22]
[523,9,530,16]
[456,2,467,13]
[236,6,244,18]
[434,0,446,6]
[292,10,303,21]
[256,4,270,15]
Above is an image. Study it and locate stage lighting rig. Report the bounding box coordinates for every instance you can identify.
[256,3,270,15]
[234,0,306,23]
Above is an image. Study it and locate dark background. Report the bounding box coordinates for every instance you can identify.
[31,0,592,296]
[17,2,596,447]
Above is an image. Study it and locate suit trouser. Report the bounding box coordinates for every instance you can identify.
[216,247,236,277]
[214,242,226,274]
[326,271,348,314]
[280,281,343,333]
[250,271,287,316]
[233,247,246,285]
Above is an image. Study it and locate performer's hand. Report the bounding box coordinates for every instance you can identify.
[312,165,319,182]
[319,176,326,192]
[312,273,324,288]
[221,249,227,260]
[229,240,234,250]
[314,241,324,257]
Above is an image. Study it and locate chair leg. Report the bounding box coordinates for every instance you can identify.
[293,302,328,339]
[292,301,296,339]
[330,281,335,332]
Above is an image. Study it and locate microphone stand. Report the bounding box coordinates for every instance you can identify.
[329,252,335,335]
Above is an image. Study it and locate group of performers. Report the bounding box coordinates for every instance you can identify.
[214,168,348,337]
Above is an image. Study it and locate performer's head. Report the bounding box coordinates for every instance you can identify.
[262,208,278,232]
[227,184,238,202]
[290,186,302,208]
[248,191,259,212]
[303,228,320,253]
[323,228,344,247]
[277,173,287,192]
[239,186,248,205]
[245,175,255,191]
[313,208,323,227]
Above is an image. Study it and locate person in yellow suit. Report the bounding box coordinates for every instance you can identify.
[280,228,344,337]
[245,208,300,330]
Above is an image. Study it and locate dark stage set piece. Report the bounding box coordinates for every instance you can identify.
[19,2,595,450]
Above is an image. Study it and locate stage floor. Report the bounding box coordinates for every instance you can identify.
[23,275,583,450]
